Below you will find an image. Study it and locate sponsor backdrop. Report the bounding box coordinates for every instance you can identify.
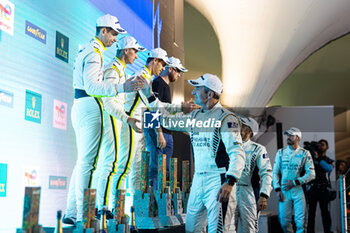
[0,0,153,231]
[0,163,8,197]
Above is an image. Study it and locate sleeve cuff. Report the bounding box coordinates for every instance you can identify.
[225,175,237,186]
[121,114,129,124]
[148,94,157,103]
[175,103,182,112]
[275,188,281,192]
[116,84,124,94]
[293,179,301,186]
[260,193,269,199]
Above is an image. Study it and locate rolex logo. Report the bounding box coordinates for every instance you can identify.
[32,96,36,108]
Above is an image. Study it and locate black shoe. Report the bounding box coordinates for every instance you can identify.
[95,209,114,220]
[62,214,76,225]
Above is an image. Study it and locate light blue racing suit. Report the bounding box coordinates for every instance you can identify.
[66,38,125,222]
[273,146,315,233]
[91,57,129,211]
[235,140,272,233]
[147,99,245,233]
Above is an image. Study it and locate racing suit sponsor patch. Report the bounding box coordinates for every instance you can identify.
[227,122,238,128]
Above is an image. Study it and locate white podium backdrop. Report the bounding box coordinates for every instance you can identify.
[0,0,153,232]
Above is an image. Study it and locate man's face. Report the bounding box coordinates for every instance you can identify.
[169,67,181,82]
[318,141,328,153]
[286,134,299,146]
[124,48,138,65]
[339,162,346,173]
[101,28,118,47]
[241,124,251,141]
[192,86,208,107]
[153,59,166,76]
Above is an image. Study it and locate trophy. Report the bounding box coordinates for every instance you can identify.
[74,188,97,233]
[133,151,162,229]
[107,190,130,233]
[181,160,190,217]
[17,187,45,233]
[155,155,180,227]
[170,158,185,224]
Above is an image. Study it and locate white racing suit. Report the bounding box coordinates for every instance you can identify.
[66,38,125,221]
[111,66,152,196]
[272,146,315,233]
[147,99,245,233]
[234,140,272,233]
[90,57,129,211]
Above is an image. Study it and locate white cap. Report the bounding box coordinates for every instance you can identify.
[168,57,188,72]
[117,36,145,51]
[284,127,302,139]
[148,48,170,64]
[240,116,259,136]
[188,73,223,94]
[96,14,126,34]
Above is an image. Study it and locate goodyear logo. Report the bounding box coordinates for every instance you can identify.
[25,20,46,44]
[25,89,41,124]
[55,31,69,63]
[49,176,67,189]
[0,163,7,197]
[0,0,15,35]
[0,88,13,107]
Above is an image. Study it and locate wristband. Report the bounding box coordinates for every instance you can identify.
[293,179,301,186]
[225,175,236,186]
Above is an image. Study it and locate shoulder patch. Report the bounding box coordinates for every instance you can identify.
[227,121,238,128]
[114,58,122,66]
[300,148,308,152]
[262,153,268,159]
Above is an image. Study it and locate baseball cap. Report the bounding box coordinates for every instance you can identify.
[168,57,188,72]
[284,127,302,139]
[188,73,223,94]
[96,14,126,34]
[117,36,145,51]
[239,116,259,136]
[148,48,170,65]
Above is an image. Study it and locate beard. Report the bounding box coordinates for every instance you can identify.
[287,139,295,145]
[169,74,176,82]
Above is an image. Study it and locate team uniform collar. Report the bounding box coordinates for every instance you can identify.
[115,56,126,68]
[94,37,107,52]
[144,66,152,80]
[243,139,251,144]
[201,101,222,113]
[287,145,300,152]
